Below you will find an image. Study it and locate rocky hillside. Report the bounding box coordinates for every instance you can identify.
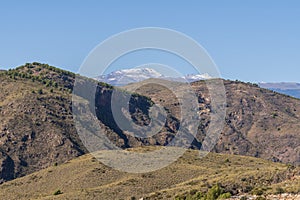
[124,79,300,165]
[0,63,84,183]
[0,62,300,184]
[0,63,165,183]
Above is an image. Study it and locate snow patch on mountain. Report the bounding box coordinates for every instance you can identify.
[184,73,212,82]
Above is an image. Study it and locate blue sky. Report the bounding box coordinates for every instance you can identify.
[0,1,299,82]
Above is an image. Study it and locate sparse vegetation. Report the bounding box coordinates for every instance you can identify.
[0,148,297,200]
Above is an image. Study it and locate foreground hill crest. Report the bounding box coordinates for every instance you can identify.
[0,148,299,200]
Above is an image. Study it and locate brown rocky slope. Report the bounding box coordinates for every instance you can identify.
[125,79,300,165]
[0,62,300,184]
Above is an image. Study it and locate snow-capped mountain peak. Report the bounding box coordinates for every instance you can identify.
[184,73,212,82]
[97,68,212,86]
[97,68,164,86]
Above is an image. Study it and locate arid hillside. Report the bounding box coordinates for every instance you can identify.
[0,147,299,200]
[124,79,300,165]
[0,63,85,183]
[0,62,300,185]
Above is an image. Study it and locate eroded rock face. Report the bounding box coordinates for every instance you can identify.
[0,150,14,183]
[128,80,300,165]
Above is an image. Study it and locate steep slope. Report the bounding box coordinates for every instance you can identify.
[0,63,162,182]
[0,148,298,200]
[123,79,300,165]
[217,81,300,164]
[0,64,86,183]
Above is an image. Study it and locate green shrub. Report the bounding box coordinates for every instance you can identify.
[38,89,43,95]
[272,113,278,118]
[275,187,285,194]
[251,187,264,196]
[194,191,204,199]
[218,192,231,199]
[45,80,51,87]
[176,185,230,200]
[255,197,266,200]
[206,185,224,200]
[53,189,62,195]
[174,195,183,200]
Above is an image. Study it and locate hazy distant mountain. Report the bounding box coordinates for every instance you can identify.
[97,68,212,86]
[259,82,300,99]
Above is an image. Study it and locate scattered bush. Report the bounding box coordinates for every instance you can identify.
[251,187,264,196]
[275,187,285,195]
[38,89,43,95]
[176,185,232,200]
[206,185,224,200]
[255,197,266,200]
[53,189,62,195]
[272,113,278,118]
[218,192,231,199]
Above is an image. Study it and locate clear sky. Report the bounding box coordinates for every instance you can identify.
[0,0,299,83]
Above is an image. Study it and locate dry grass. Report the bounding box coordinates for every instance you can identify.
[0,147,298,200]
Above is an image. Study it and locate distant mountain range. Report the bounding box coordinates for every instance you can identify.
[259,82,300,99]
[98,68,300,99]
[97,68,212,86]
